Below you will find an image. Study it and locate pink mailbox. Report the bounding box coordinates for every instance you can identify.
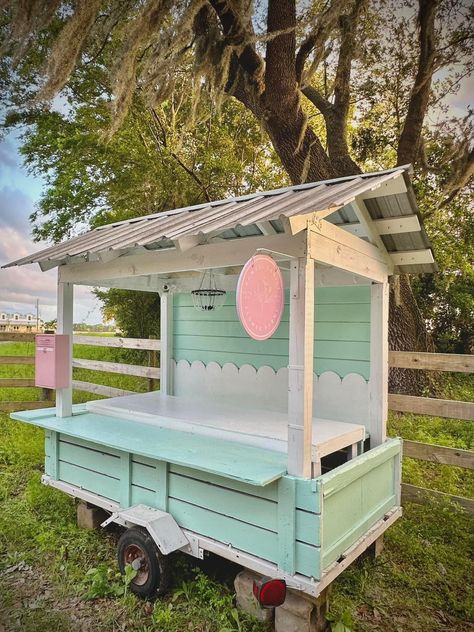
[35,334,71,389]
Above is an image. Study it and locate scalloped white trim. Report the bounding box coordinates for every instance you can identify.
[173,360,369,424]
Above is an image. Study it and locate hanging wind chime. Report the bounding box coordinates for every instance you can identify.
[191,269,226,312]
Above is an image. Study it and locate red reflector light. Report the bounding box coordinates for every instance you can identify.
[252,576,286,608]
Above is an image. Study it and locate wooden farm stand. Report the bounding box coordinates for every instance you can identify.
[2,167,436,629]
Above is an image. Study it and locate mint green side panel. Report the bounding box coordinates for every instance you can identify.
[173,286,370,378]
[320,438,401,570]
[40,431,324,579]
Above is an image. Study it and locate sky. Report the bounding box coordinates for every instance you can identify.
[0,130,102,325]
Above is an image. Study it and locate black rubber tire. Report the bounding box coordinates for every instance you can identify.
[117,526,170,598]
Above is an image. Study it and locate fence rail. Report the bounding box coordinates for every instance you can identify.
[0,332,159,411]
[1,333,472,513]
[389,351,473,515]
[388,393,474,421]
[389,350,474,373]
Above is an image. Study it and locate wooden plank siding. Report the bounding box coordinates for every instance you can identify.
[389,394,474,421]
[0,356,35,365]
[71,380,135,398]
[320,439,401,568]
[0,378,36,387]
[389,351,474,373]
[74,335,161,350]
[43,431,401,579]
[44,432,322,578]
[173,286,371,379]
[401,483,474,515]
[72,358,160,380]
[0,401,51,412]
[403,440,474,470]
[0,332,36,342]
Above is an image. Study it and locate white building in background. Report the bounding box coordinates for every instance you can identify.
[0,310,43,333]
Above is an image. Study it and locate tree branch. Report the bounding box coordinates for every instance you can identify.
[441,144,474,206]
[397,0,439,166]
[295,0,347,85]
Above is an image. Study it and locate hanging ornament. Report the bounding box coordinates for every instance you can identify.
[191,270,226,312]
[236,254,284,340]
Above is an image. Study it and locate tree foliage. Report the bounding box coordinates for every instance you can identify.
[0,0,473,352]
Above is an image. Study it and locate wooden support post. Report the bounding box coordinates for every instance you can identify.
[368,282,389,446]
[160,291,173,395]
[288,257,314,478]
[148,335,158,391]
[56,281,73,418]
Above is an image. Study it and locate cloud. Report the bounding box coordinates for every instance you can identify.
[0,187,35,235]
[0,225,102,324]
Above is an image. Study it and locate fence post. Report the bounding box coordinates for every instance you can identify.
[148,335,158,392]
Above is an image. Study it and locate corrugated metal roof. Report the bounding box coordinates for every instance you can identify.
[2,166,436,274]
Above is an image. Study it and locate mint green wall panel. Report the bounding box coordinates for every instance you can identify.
[295,541,321,579]
[173,287,371,378]
[169,472,278,531]
[59,440,120,477]
[39,427,404,583]
[168,497,279,562]
[320,439,401,570]
[131,460,158,489]
[169,463,278,503]
[131,484,156,506]
[58,460,120,502]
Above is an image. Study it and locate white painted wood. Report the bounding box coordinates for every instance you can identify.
[256,221,277,235]
[56,281,73,417]
[58,232,307,284]
[73,335,160,350]
[340,223,366,237]
[341,215,421,238]
[75,275,163,292]
[350,199,394,273]
[71,380,135,398]
[308,223,388,283]
[287,257,314,478]
[288,207,342,234]
[390,249,434,266]
[72,358,160,379]
[358,172,407,199]
[86,390,365,462]
[314,266,371,286]
[172,361,370,426]
[160,291,173,395]
[368,282,389,446]
[175,235,202,252]
[373,215,421,234]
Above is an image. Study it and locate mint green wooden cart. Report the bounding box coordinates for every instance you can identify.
[4,167,435,602]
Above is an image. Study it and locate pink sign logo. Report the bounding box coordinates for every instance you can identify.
[236,255,284,341]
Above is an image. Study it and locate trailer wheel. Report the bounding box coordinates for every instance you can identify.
[117,527,170,598]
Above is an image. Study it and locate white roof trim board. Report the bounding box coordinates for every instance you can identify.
[2,166,436,274]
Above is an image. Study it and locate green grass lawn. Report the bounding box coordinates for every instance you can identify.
[0,341,473,631]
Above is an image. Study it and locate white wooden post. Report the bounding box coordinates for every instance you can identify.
[288,257,314,478]
[368,281,389,446]
[160,291,173,395]
[56,280,73,417]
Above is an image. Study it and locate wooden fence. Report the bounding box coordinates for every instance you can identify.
[0,331,160,410]
[1,332,472,512]
[389,351,474,515]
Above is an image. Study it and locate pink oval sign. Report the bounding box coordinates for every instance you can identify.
[237,255,284,341]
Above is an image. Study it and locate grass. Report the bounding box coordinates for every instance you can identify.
[0,341,473,631]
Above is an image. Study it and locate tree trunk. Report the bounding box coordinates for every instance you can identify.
[388,275,437,395]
